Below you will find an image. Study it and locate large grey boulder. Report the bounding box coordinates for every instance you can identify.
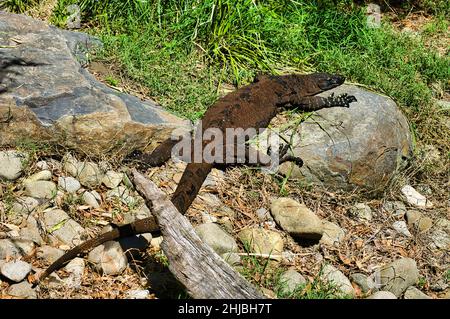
[0,12,189,156]
[278,84,412,192]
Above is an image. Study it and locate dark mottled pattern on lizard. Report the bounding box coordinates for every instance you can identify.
[36,72,357,285]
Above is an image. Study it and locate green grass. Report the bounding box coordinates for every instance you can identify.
[3,1,449,122]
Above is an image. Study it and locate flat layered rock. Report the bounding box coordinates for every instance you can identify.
[277,84,412,192]
[0,12,190,156]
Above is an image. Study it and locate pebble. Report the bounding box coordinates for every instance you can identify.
[37,245,65,263]
[376,257,419,297]
[221,252,241,266]
[401,185,433,208]
[349,203,373,221]
[106,186,136,206]
[320,220,345,246]
[0,150,26,180]
[195,223,238,255]
[382,201,407,217]
[270,197,323,240]
[7,282,37,299]
[82,191,100,208]
[77,161,104,188]
[24,181,57,199]
[63,257,85,288]
[43,209,85,246]
[88,241,128,275]
[102,170,123,189]
[126,289,150,299]
[429,229,450,250]
[321,264,355,297]
[0,239,23,259]
[404,286,432,299]
[279,269,307,294]
[392,221,412,237]
[238,228,284,261]
[350,273,377,293]
[58,176,81,193]
[1,260,32,282]
[23,170,52,183]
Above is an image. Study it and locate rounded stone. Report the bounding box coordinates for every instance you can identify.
[278,84,412,192]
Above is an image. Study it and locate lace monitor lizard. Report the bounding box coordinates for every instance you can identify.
[35,72,357,285]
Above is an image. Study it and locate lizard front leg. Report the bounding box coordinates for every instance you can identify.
[281,92,357,111]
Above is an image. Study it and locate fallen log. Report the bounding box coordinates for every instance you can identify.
[131,169,265,299]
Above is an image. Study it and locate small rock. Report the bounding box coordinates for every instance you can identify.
[23,170,52,184]
[0,239,23,259]
[88,241,128,275]
[24,181,57,199]
[62,154,80,177]
[392,221,412,237]
[429,229,450,250]
[430,279,448,292]
[63,257,85,288]
[195,223,238,255]
[198,193,222,208]
[150,236,163,250]
[350,273,377,293]
[20,220,44,245]
[406,210,423,226]
[58,176,81,193]
[404,286,431,299]
[435,218,450,232]
[126,289,150,299]
[349,203,373,221]
[13,239,35,255]
[36,160,49,170]
[0,150,26,180]
[201,212,218,223]
[11,197,41,215]
[7,281,37,299]
[77,161,104,188]
[366,291,397,299]
[270,198,323,240]
[202,168,224,189]
[401,185,433,208]
[417,217,433,233]
[1,260,32,282]
[133,204,152,220]
[106,186,136,206]
[37,246,65,263]
[320,220,345,246]
[221,252,241,266]
[382,201,407,217]
[256,208,271,222]
[102,170,123,189]
[43,209,85,246]
[238,228,284,260]
[321,264,355,297]
[376,257,419,297]
[82,191,100,208]
[279,269,307,294]
[406,211,433,233]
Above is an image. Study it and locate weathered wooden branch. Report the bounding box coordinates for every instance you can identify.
[131,169,265,299]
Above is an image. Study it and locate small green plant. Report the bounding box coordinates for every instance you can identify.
[0,0,39,13]
[105,75,119,87]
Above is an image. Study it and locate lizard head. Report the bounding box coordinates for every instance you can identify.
[314,73,345,91]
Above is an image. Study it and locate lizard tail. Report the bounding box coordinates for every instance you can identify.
[171,162,214,214]
[35,217,160,286]
[34,229,120,286]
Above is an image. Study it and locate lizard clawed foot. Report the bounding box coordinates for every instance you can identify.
[326,93,357,108]
[279,155,303,167]
[267,143,289,157]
